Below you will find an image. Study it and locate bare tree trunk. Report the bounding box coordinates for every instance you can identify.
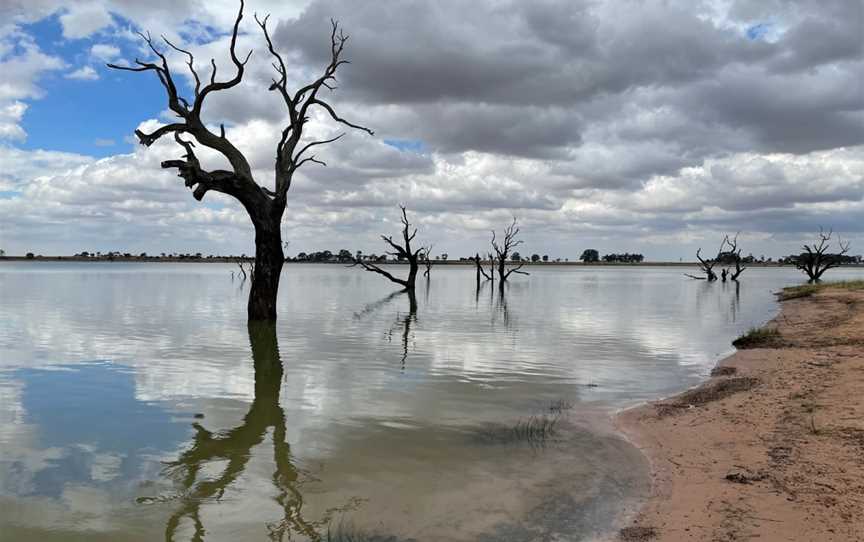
[107,4,372,323]
[490,217,528,287]
[248,219,284,321]
[352,205,422,291]
[406,258,419,289]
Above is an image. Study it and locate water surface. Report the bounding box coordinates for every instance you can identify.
[2,262,861,541]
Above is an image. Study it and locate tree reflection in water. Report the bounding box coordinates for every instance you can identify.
[388,291,417,371]
[161,322,347,541]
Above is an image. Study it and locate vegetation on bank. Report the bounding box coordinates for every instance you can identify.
[731,281,864,350]
[733,326,782,349]
[779,280,864,301]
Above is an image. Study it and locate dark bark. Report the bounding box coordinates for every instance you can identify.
[107,1,372,321]
[490,217,529,287]
[724,233,746,281]
[694,246,719,281]
[796,228,850,283]
[247,220,284,321]
[353,205,422,291]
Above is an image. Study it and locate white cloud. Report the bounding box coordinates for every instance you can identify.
[0,101,27,141]
[0,0,861,259]
[65,66,99,81]
[58,4,113,39]
[0,30,64,141]
[90,43,120,62]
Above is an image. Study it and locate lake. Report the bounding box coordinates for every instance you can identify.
[2,262,862,541]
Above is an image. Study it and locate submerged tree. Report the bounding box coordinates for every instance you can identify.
[421,244,434,278]
[693,245,720,281]
[687,234,750,282]
[491,217,529,287]
[474,252,493,289]
[352,206,423,291]
[108,1,373,320]
[722,233,746,281]
[796,228,851,283]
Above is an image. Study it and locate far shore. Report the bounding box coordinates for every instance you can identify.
[2,255,861,269]
[615,282,864,541]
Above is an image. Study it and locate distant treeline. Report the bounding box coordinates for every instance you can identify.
[3,249,861,265]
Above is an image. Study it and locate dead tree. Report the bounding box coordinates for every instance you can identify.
[107,1,372,320]
[474,252,493,288]
[796,228,851,282]
[686,237,726,281]
[422,244,434,278]
[491,217,529,286]
[352,206,422,291]
[695,247,719,281]
[723,233,746,281]
[236,258,253,283]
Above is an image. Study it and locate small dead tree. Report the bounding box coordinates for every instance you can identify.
[107,2,372,321]
[422,244,434,278]
[796,228,851,283]
[474,252,493,288]
[491,217,529,286]
[353,206,422,291]
[236,259,254,283]
[687,237,726,281]
[723,233,746,281]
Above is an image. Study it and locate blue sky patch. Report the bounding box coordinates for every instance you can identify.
[384,139,426,153]
[17,15,170,158]
[745,23,771,41]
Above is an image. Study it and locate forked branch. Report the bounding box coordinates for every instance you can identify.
[255,14,373,199]
[796,227,851,282]
[352,206,423,290]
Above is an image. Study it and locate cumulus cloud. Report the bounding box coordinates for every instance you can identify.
[65,66,99,80]
[0,31,64,141]
[90,44,120,62]
[0,102,28,141]
[0,0,862,259]
[58,4,114,39]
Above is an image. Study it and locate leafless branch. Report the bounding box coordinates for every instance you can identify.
[796,227,851,282]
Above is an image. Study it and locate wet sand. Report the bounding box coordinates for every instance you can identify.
[616,285,864,541]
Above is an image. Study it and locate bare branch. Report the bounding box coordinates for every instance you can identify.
[796,227,851,282]
[294,133,345,162]
[134,123,187,147]
[193,0,252,117]
[353,206,423,290]
[162,35,201,96]
[351,259,410,289]
[309,99,374,135]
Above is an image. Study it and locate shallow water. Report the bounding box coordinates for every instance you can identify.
[2,262,862,541]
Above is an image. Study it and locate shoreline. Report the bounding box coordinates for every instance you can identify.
[614,284,864,541]
[2,257,859,269]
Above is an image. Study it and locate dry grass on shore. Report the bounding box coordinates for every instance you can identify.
[779,279,864,301]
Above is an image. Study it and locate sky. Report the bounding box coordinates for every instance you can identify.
[0,0,861,260]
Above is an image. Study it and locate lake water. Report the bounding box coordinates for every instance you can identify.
[2,262,863,541]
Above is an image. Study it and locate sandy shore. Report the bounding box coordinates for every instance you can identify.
[615,285,864,541]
